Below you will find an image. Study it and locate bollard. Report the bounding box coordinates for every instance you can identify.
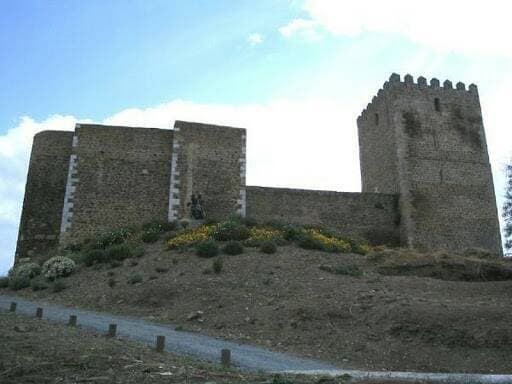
[156,335,165,352]
[9,302,17,312]
[107,323,117,338]
[68,315,77,326]
[221,349,231,368]
[35,307,43,319]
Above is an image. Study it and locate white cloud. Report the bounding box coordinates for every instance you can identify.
[247,33,264,45]
[284,0,512,56]
[279,18,322,41]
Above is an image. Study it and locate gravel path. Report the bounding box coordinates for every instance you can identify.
[2,294,512,383]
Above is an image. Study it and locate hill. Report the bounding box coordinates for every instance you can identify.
[2,220,512,374]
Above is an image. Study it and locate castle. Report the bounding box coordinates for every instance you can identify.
[15,73,503,260]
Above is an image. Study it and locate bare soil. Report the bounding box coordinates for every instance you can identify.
[4,241,512,374]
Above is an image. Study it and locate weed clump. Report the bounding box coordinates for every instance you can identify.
[260,240,277,254]
[127,272,143,285]
[213,258,223,274]
[196,240,219,258]
[222,241,244,255]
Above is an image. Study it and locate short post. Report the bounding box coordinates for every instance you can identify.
[221,348,231,368]
[9,302,16,312]
[35,307,43,319]
[107,323,117,338]
[156,335,165,353]
[68,315,77,326]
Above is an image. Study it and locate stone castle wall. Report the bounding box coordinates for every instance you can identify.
[171,121,246,221]
[14,74,504,261]
[15,131,73,259]
[61,124,175,241]
[246,186,399,245]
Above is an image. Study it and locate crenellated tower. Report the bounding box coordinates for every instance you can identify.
[358,73,502,254]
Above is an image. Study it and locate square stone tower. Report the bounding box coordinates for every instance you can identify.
[358,73,502,254]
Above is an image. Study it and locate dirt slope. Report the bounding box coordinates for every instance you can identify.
[4,242,512,374]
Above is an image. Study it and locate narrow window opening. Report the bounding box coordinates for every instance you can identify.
[375,113,379,126]
[434,97,441,112]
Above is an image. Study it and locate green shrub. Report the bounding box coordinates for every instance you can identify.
[141,230,160,243]
[213,221,250,241]
[51,279,67,293]
[297,235,324,251]
[10,263,41,280]
[196,240,219,258]
[334,264,363,277]
[127,272,143,285]
[142,220,177,233]
[8,275,30,290]
[83,249,107,266]
[42,256,76,280]
[31,276,49,291]
[0,276,9,288]
[106,244,133,261]
[222,240,244,255]
[282,224,305,241]
[213,258,223,274]
[260,240,277,254]
[155,266,169,273]
[92,226,138,249]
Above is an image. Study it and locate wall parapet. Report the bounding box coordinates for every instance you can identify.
[358,73,479,123]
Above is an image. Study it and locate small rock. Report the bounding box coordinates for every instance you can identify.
[186,310,204,321]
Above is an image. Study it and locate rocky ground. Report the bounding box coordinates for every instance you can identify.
[3,241,512,374]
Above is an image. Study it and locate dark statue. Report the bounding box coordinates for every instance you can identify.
[187,193,205,220]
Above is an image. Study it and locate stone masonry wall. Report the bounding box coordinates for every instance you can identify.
[63,124,174,241]
[246,186,400,245]
[358,89,400,194]
[172,121,246,221]
[15,131,74,259]
[360,74,502,254]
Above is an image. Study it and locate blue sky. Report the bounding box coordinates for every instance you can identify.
[1,0,512,274]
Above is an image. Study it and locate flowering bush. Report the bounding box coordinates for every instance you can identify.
[42,256,76,280]
[244,227,284,247]
[305,229,351,253]
[167,225,215,249]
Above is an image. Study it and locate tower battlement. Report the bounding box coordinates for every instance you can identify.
[358,73,479,124]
